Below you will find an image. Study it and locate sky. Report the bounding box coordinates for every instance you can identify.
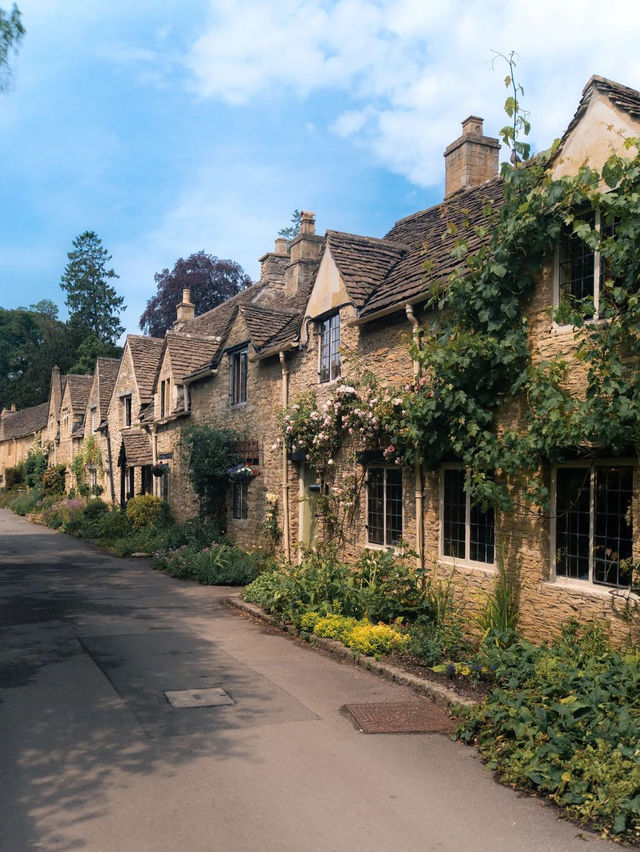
[2,0,640,337]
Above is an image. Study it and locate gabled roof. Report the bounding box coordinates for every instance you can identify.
[64,375,94,415]
[119,429,152,467]
[164,332,220,382]
[358,176,504,319]
[565,75,640,141]
[127,336,164,404]
[0,402,48,441]
[325,231,406,308]
[240,303,299,350]
[95,357,121,419]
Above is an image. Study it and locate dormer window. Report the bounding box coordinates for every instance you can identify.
[318,313,340,383]
[230,347,248,406]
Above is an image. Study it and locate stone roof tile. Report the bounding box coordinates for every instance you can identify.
[1,402,48,441]
[127,336,165,404]
[119,429,153,467]
[164,332,220,382]
[65,374,94,415]
[325,231,406,308]
[359,176,504,318]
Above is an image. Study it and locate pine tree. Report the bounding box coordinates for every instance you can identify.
[60,231,125,345]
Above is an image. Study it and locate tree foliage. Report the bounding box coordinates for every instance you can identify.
[180,423,241,520]
[60,230,125,345]
[0,3,24,92]
[139,251,251,337]
[278,209,302,242]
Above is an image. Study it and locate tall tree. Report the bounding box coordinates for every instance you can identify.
[0,4,25,92]
[60,231,125,345]
[139,251,251,338]
[278,209,302,242]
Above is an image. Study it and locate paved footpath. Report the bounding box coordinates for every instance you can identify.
[0,509,613,851]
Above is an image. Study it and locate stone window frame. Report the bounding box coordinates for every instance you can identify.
[318,312,341,384]
[90,406,98,433]
[122,394,133,428]
[365,465,403,548]
[549,459,634,589]
[553,210,616,325]
[439,464,496,570]
[232,480,248,520]
[229,346,248,406]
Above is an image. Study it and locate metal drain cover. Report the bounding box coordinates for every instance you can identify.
[164,687,234,708]
[343,701,455,734]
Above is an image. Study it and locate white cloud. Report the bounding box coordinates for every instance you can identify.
[187,0,640,187]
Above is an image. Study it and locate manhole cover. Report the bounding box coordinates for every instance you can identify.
[343,701,455,734]
[164,687,234,708]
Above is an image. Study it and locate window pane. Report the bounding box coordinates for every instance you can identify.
[367,468,384,545]
[385,469,403,546]
[470,502,494,564]
[443,469,466,558]
[330,313,341,381]
[319,314,340,383]
[560,215,595,316]
[556,468,590,580]
[593,467,632,587]
[232,481,248,520]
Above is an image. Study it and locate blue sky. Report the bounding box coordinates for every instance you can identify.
[2,0,640,336]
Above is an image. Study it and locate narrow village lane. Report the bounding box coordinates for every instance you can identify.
[0,509,614,851]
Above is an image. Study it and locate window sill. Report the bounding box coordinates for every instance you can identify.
[543,578,627,600]
[438,557,496,575]
[230,402,247,409]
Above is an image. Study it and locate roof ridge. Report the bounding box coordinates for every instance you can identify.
[326,229,406,250]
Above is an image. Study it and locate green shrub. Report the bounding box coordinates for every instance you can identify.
[457,621,640,841]
[409,618,468,666]
[41,500,67,529]
[155,543,258,586]
[351,548,430,622]
[97,506,133,541]
[125,495,171,531]
[9,490,40,516]
[160,516,224,551]
[42,465,66,496]
[5,464,25,490]
[24,449,47,488]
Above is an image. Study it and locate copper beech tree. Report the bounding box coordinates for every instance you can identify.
[139,251,251,337]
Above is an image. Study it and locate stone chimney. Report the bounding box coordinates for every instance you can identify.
[174,288,195,331]
[285,210,323,299]
[259,237,290,286]
[443,116,500,197]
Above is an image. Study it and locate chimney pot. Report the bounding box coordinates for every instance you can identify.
[174,288,195,329]
[300,211,315,236]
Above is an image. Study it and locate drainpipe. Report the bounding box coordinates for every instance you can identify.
[405,303,424,575]
[150,425,158,497]
[279,351,291,563]
[105,425,116,505]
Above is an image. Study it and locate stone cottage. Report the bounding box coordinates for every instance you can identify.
[15,74,639,644]
[0,402,48,486]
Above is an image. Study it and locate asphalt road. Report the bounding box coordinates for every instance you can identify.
[0,508,614,851]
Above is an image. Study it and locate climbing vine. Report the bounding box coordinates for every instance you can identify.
[281,141,640,513]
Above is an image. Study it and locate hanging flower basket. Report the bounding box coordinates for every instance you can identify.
[152,464,168,477]
[228,463,260,482]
